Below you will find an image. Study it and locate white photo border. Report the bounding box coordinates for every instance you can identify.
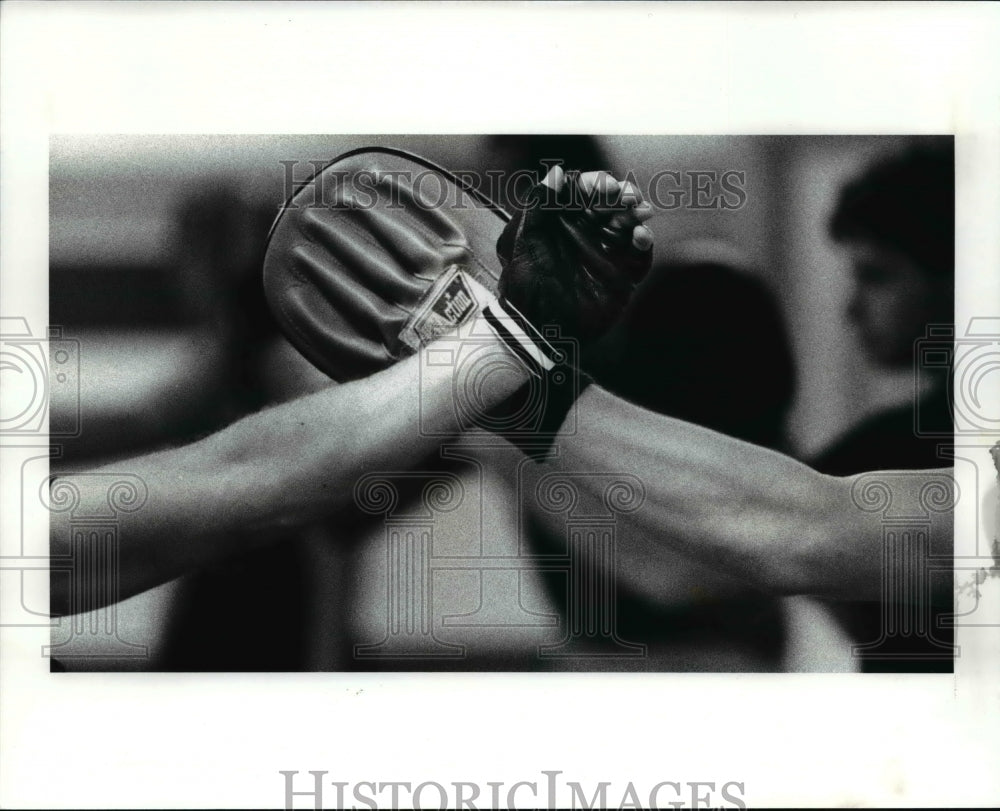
[2,2,999,808]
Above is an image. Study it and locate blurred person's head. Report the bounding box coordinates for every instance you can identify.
[829,141,954,368]
[588,240,796,452]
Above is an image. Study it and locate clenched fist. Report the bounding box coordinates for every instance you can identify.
[495,166,654,349]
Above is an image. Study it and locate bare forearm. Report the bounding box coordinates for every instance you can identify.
[50,320,526,613]
[549,386,952,601]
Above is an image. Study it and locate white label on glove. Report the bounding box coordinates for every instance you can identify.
[398,265,479,351]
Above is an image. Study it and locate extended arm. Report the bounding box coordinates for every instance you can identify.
[50,322,527,614]
[539,384,953,603]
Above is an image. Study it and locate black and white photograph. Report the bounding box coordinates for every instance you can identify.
[2,3,999,809]
[45,133,958,676]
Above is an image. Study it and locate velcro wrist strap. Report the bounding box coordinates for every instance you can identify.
[482,298,559,377]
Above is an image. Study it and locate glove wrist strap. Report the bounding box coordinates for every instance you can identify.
[482,298,559,377]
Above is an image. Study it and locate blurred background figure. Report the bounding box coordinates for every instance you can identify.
[816,142,954,472]
[810,142,955,673]
[591,239,796,452]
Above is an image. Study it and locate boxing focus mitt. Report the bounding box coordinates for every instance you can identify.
[263,147,509,383]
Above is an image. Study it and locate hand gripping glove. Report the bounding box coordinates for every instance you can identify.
[482,169,653,451]
[494,168,651,352]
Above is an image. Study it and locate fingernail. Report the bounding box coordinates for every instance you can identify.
[632,226,653,250]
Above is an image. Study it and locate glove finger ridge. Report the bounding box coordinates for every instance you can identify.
[291,244,409,347]
[280,283,394,380]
